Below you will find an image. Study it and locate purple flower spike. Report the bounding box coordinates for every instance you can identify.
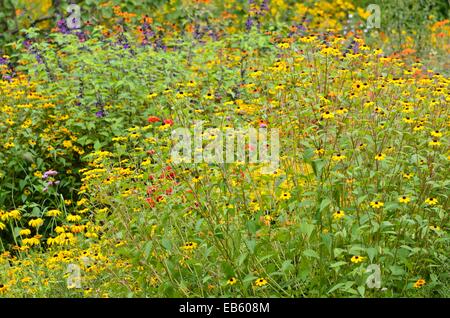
[42,170,58,179]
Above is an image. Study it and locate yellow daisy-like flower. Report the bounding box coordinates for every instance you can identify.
[402,117,414,124]
[192,176,203,183]
[332,153,346,162]
[66,214,82,222]
[204,92,214,100]
[352,81,364,91]
[314,148,325,155]
[374,153,386,161]
[19,229,32,236]
[413,278,426,288]
[186,80,196,87]
[403,172,414,179]
[333,210,345,220]
[277,42,290,49]
[336,107,349,115]
[424,197,438,205]
[322,111,334,119]
[22,236,40,246]
[0,222,6,231]
[428,139,441,147]
[430,130,442,138]
[55,226,65,234]
[350,255,365,264]
[279,192,291,200]
[398,196,411,204]
[370,201,384,209]
[255,278,268,287]
[181,241,198,251]
[429,225,441,231]
[227,277,238,286]
[0,283,8,294]
[46,209,62,217]
[28,218,44,228]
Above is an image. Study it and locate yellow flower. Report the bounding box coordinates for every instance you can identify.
[255,278,268,287]
[19,229,32,236]
[204,92,214,100]
[403,172,414,179]
[181,241,198,251]
[357,7,371,20]
[28,218,44,228]
[77,197,88,206]
[314,148,325,155]
[332,153,346,162]
[279,192,291,200]
[352,81,364,91]
[0,283,8,294]
[55,226,65,233]
[374,153,386,161]
[66,214,82,222]
[62,140,73,148]
[192,176,203,183]
[250,201,260,212]
[227,277,238,285]
[429,225,441,231]
[350,255,365,264]
[277,42,290,49]
[398,196,411,204]
[46,209,62,217]
[413,278,426,288]
[424,197,438,205]
[22,236,40,246]
[370,201,384,209]
[34,171,43,178]
[336,107,348,115]
[0,222,6,231]
[402,117,414,124]
[430,130,442,138]
[322,111,334,119]
[333,210,345,220]
[428,139,441,147]
[186,80,196,87]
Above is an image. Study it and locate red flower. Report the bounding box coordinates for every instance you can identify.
[148,116,161,123]
[163,119,174,126]
[146,197,155,207]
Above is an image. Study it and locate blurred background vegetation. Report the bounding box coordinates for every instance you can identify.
[0,0,449,68]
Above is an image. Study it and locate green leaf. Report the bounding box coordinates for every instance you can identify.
[143,241,153,260]
[367,247,377,262]
[281,260,294,273]
[238,253,248,267]
[161,238,172,250]
[327,282,346,294]
[302,249,320,259]
[299,222,315,239]
[245,239,256,254]
[357,286,365,297]
[320,198,332,212]
[330,261,347,268]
